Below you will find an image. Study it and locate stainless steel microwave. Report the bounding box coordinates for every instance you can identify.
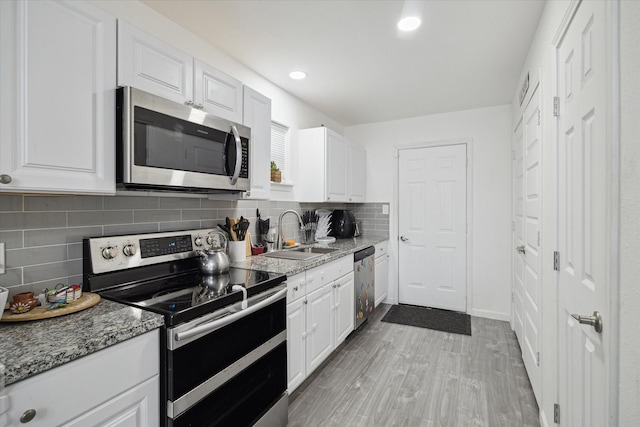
[116,87,250,193]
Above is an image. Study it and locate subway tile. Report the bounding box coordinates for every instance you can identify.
[182,209,219,221]
[0,268,22,287]
[0,212,67,231]
[103,223,158,236]
[104,195,159,210]
[0,231,23,249]
[24,226,102,247]
[159,197,201,209]
[201,199,235,209]
[236,200,257,209]
[23,259,82,284]
[24,195,103,211]
[68,275,83,286]
[200,220,217,228]
[134,210,181,223]
[159,221,203,232]
[68,210,133,226]
[67,243,83,260]
[0,195,23,212]
[6,245,68,268]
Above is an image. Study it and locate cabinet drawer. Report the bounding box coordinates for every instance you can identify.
[286,272,306,302]
[306,256,353,294]
[375,241,388,258]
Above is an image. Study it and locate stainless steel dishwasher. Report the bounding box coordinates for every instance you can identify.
[354,246,375,329]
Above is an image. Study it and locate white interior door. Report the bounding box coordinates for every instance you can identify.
[512,119,525,344]
[557,0,609,425]
[521,87,542,401]
[398,144,467,312]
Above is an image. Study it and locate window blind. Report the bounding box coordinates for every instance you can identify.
[270,122,288,182]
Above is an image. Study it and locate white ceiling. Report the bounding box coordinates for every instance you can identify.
[142,0,545,127]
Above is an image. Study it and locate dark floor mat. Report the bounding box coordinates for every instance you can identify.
[381,304,472,336]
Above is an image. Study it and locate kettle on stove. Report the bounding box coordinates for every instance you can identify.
[197,230,230,275]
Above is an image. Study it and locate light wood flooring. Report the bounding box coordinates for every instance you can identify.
[288,304,539,427]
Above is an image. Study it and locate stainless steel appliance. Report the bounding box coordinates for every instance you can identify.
[83,229,287,427]
[354,246,375,329]
[116,87,250,194]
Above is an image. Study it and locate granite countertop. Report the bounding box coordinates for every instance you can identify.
[0,298,164,386]
[230,235,389,275]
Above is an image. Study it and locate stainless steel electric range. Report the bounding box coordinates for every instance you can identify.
[83,228,288,427]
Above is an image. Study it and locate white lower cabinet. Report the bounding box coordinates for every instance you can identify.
[286,255,355,393]
[333,271,355,347]
[374,240,389,307]
[4,330,160,427]
[305,285,335,376]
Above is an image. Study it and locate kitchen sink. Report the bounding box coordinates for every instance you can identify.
[292,247,338,254]
[261,246,338,260]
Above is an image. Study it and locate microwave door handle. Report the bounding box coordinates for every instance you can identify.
[229,125,242,185]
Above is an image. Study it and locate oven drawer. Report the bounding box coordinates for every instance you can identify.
[170,342,287,427]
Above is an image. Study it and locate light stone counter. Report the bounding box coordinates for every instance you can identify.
[230,235,389,275]
[0,299,164,385]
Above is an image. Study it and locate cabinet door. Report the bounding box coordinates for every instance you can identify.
[286,298,307,393]
[242,86,271,199]
[334,272,355,347]
[194,59,243,123]
[325,131,348,202]
[348,142,366,202]
[62,376,159,427]
[305,285,334,375]
[375,255,389,307]
[118,21,193,105]
[0,0,116,194]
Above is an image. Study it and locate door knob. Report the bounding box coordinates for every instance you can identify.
[516,245,526,254]
[571,311,603,333]
[400,236,409,242]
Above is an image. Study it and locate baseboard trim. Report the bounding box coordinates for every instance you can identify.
[469,308,510,322]
[539,408,550,427]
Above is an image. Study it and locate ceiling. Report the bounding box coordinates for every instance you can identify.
[142,0,545,127]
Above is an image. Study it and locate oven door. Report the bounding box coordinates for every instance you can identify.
[166,286,287,426]
[117,86,250,192]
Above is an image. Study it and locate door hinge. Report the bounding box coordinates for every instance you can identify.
[537,109,541,125]
[512,221,515,232]
[537,231,540,246]
[511,291,514,302]
[536,352,540,366]
[554,403,561,423]
[512,150,516,160]
[553,96,560,117]
[553,251,560,271]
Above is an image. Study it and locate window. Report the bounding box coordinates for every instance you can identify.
[270,121,289,183]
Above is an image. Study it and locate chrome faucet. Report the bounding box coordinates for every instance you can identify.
[276,209,304,250]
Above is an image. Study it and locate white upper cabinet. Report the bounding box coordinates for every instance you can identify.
[348,142,366,202]
[117,21,193,105]
[298,127,366,202]
[0,0,116,194]
[242,86,272,199]
[118,21,243,123]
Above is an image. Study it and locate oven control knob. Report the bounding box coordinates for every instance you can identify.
[102,246,117,260]
[123,244,137,257]
[206,234,214,246]
[194,236,204,247]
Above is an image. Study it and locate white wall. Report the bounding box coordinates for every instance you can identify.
[91,0,343,201]
[345,105,512,321]
[618,0,640,424]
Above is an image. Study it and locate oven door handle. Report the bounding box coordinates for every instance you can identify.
[174,287,287,343]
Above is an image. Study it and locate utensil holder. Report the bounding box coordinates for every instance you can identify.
[228,241,246,262]
[302,229,315,244]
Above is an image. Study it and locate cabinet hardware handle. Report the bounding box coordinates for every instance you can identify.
[293,286,299,291]
[0,174,12,184]
[516,245,526,255]
[20,409,37,423]
[185,100,194,107]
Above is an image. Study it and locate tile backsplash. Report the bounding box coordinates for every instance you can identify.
[0,194,389,296]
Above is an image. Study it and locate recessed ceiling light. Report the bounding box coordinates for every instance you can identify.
[289,71,307,80]
[398,16,421,32]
